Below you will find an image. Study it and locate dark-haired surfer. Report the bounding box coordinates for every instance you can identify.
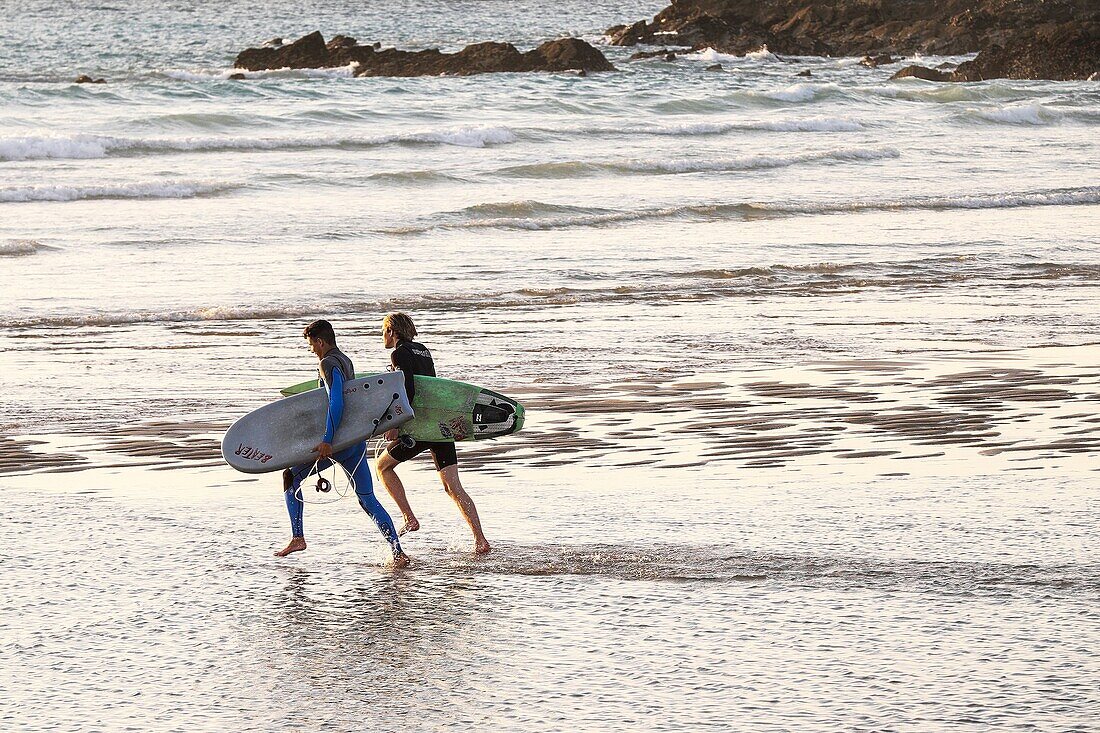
[275,319,410,568]
[374,312,491,554]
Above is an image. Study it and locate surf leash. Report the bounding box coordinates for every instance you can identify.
[295,392,402,505]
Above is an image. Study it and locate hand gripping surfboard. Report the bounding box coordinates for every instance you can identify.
[280,374,524,443]
[222,372,413,473]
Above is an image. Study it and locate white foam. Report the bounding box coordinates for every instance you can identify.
[0,125,518,161]
[745,45,779,61]
[0,181,235,203]
[409,126,517,147]
[0,135,110,161]
[571,116,863,138]
[0,239,52,256]
[159,63,361,82]
[973,104,1059,126]
[691,48,741,64]
[756,116,864,132]
[763,83,821,102]
[613,146,899,174]
[690,46,778,63]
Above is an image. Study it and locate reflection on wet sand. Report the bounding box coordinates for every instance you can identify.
[4,349,1098,478]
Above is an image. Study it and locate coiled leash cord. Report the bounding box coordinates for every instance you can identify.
[295,392,401,506]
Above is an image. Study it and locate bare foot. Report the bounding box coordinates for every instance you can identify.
[398,517,420,536]
[393,552,412,569]
[474,538,491,555]
[274,537,306,557]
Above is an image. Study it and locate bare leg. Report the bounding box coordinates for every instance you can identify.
[376,450,419,535]
[275,537,307,557]
[439,465,490,554]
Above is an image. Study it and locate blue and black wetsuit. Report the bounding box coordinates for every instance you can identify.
[283,346,403,556]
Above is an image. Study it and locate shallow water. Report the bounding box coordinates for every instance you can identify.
[2,1,1099,730]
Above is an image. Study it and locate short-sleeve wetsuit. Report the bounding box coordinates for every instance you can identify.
[387,340,458,470]
[282,346,403,555]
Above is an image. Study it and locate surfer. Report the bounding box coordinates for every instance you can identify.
[275,319,410,568]
[375,312,492,554]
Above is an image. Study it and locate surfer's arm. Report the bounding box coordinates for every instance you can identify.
[322,366,346,445]
[391,348,416,402]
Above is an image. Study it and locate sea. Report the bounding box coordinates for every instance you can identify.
[1,1,1099,730]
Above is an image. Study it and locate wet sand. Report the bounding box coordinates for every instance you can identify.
[6,345,1096,479]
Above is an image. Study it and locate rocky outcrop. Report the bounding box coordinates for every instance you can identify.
[235,32,615,77]
[606,0,1099,80]
[890,65,952,82]
[891,24,1099,81]
[74,75,106,84]
[951,24,1099,81]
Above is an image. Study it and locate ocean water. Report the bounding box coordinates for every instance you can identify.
[2,1,1099,731]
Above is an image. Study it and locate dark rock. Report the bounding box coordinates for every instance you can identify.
[263,37,283,47]
[327,35,357,50]
[608,19,652,46]
[664,52,677,61]
[577,69,588,77]
[630,47,689,60]
[74,75,106,84]
[1090,71,1100,81]
[236,30,327,70]
[796,69,812,77]
[526,37,617,73]
[706,63,724,71]
[228,73,247,80]
[235,32,616,77]
[890,65,952,82]
[935,62,958,70]
[951,24,1100,81]
[605,0,1099,64]
[860,54,897,68]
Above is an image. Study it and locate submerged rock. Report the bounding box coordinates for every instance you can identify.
[860,54,897,68]
[235,32,616,77]
[890,65,952,82]
[74,75,106,84]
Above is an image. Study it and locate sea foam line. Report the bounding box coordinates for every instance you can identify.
[0,239,56,256]
[10,258,1100,328]
[0,180,237,203]
[386,186,1100,234]
[496,146,899,178]
[568,116,866,137]
[0,125,518,161]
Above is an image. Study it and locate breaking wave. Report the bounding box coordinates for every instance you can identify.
[496,146,898,178]
[385,186,1100,234]
[0,239,57,256]
[966,104,1062,126]
[0,180,238,203]
[0,125,517,161]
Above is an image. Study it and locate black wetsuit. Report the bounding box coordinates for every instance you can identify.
[388,339,458,470]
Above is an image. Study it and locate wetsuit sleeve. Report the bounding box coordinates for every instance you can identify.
[322,365,345,444]
[391,347,416,402]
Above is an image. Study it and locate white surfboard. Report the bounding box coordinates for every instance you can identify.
[221,372,413,474]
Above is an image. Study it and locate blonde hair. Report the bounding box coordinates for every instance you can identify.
[382,312,417,342]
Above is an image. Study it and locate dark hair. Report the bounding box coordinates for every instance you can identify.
[382,312,417,342]
[303,319,337,345]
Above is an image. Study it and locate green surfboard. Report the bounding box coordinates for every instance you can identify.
[280,373,524,443]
